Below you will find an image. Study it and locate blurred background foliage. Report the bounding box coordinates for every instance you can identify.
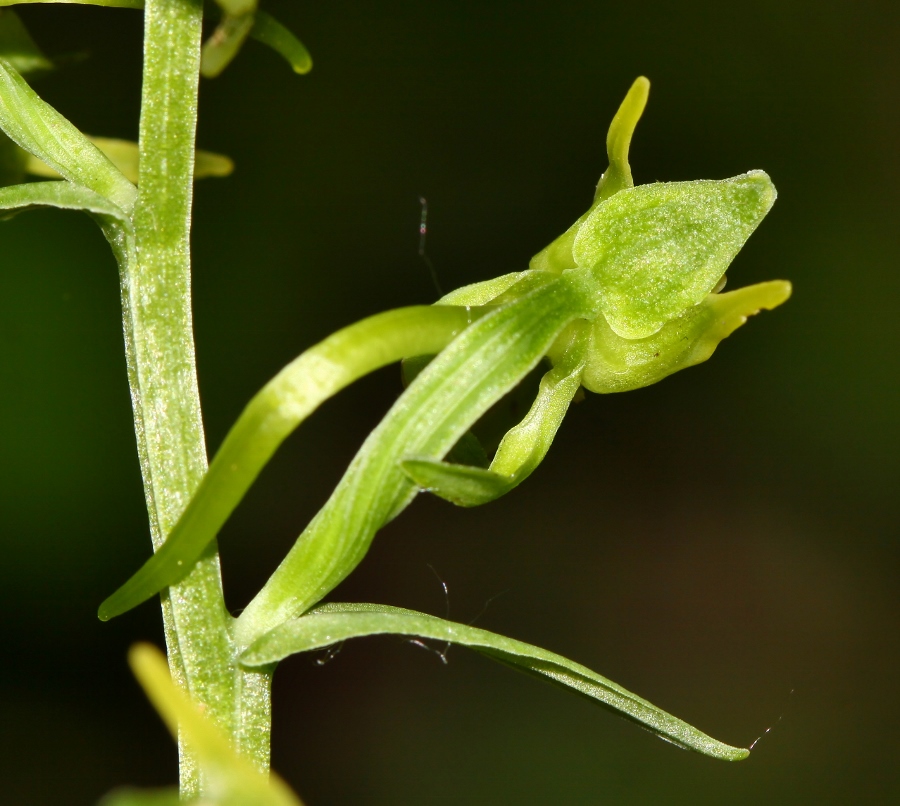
[1,1,898,803]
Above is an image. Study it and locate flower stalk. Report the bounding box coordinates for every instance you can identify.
[127,0,269,792]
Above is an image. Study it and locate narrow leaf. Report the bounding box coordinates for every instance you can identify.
[401,322,589,506]
[0,178,129,217]
[128,643,302,806]
[241,603,750,762]
[0,58,137,211]
[399,461,511,507]
[436,270,531,306]
[401,269,557,387]
[249,11,312,75]
[401,270,557,385]
[99,306,474,621]
[191,145,234,178]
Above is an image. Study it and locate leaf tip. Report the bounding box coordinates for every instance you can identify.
[98,586,134,622]
[194,149,235,178]
[292,55,312,75]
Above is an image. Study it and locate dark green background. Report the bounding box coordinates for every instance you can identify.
[1,1,898,803]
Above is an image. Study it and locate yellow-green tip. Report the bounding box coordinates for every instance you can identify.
[127,643,304,805]
[595,76,650,202]
[607,76,650,172]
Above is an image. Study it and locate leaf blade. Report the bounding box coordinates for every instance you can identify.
[241,603,750,762]
[0,178,127,216]
[399,460,511,507]
[201,13,255,78]
[0,58,137,211]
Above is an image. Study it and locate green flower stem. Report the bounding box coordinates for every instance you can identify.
[125,0,264,794]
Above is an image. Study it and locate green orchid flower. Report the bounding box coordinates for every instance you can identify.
[0,51,787,760]
[92,77,787,759]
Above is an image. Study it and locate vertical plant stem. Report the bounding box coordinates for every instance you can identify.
[124,0,271,794]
